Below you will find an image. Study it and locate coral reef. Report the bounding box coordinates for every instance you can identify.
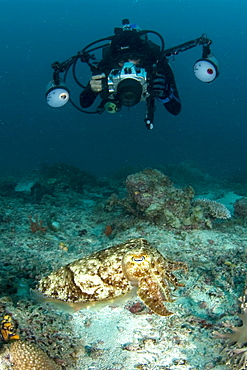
[41,163,96,194]
[0,298,79,369]
[193,198,231,219]
[105,168,230,230]
[14,163,98,203]
[0,164,245,369]
[9,340,61,370]
[215,287,247,369]
[28,215,47,233]
[126,168,194,228]
[234,197,247,218]
[0,177,17,197]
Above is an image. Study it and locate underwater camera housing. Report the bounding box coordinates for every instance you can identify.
[107,62,149,107]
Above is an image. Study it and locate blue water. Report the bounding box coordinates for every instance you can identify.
[1,0,246,177]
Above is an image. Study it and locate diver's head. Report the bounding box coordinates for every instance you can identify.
[122,19,130,27]
[118,58,140,67]
[122,19,141,32]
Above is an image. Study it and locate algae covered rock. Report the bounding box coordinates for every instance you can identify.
[234,197,247,218]
[125,168,194,227]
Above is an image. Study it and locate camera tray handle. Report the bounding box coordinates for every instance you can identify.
[144,96,155,129]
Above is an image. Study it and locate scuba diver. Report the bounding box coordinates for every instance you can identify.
[46,19,219,129]
[79,19,182,125]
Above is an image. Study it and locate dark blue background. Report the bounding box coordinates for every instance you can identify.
[1,0,246,177]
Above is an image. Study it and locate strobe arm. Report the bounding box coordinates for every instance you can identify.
[164,34,212,57]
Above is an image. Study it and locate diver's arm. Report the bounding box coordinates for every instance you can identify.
[154,59,182,115]
[80,83,98,108]
[80,73,106,108]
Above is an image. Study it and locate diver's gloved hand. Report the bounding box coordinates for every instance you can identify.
[90,73,106,93]
[152,73,169,99]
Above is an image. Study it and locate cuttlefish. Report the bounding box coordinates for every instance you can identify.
[37,238,188,316]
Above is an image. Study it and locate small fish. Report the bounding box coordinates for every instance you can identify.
[1,315,20,342]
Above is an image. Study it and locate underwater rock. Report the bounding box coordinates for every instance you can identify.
[48,220,61,232]
[37,238,187,316]
[41,163,96,193]
[125,168,194,227]
[234,197,247,218]
[113,168,231,230]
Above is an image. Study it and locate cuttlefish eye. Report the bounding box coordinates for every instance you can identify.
[132,255,146,263]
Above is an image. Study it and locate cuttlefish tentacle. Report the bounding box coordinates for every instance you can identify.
[37,238,187,316]
[137,277,173,316]
[161,269,187,289]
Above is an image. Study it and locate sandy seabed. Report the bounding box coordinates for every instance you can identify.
[0,173,246,370]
